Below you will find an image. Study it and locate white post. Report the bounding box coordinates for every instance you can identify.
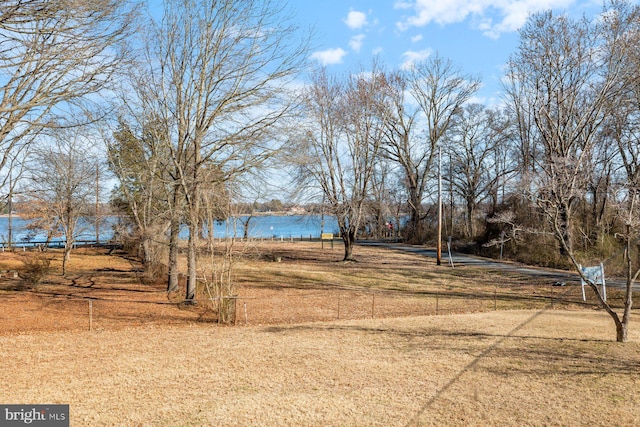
[579,264,586,302]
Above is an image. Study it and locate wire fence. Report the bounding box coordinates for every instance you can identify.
[3,280,633,335]
[229,283,599,326]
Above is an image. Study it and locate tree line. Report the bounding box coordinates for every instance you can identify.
[0,0,638,339]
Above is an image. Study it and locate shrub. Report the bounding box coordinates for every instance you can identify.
[18,254,52,287]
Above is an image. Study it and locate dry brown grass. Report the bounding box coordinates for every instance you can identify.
[1,311,639,426]
[0,242,639,426]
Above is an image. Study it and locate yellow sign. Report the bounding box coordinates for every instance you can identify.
[321,233,334,240]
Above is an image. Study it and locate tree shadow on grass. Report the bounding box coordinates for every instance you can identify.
[262,309,640,426]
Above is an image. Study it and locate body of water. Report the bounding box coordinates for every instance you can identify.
[0,214,340,245]
[211,214,339,239]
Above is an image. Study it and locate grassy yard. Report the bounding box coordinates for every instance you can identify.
[0,242,639,425]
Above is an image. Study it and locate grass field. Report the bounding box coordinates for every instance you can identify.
[0,242,639,426]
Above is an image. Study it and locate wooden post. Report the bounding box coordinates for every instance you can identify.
[371,293,376,318]
[88,300,93,331]
[243,302,248,325]
[233,298,238,325]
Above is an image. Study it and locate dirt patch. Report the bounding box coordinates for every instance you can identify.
[0,248,211,334]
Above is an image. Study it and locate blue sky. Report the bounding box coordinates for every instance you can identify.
[292,0,638,104]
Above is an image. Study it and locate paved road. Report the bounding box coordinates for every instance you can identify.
[359,241,638,291]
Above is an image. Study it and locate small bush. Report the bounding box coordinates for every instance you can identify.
[18,254,52,287]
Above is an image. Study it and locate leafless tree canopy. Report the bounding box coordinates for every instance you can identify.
[21,127,101,274]
[378,55,480,241]
[119,0,308,299]
[0,0,138,184]
[297,66,385,260]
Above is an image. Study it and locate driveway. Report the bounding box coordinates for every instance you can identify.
[359,241,638,291]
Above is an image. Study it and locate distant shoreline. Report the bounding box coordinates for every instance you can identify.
[0,212,309,219]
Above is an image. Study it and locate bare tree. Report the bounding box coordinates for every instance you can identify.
[0,0,137,188]
[380,56,480,242]
[507,10,621,256]
[446,104,513,237]
[20,128,101,274]
[506,1,638,342]
[133,0,307,302]
[596,0,640,342]
[298,67,384,261]
[0,150,29,249]
[376,70,419,238]
[363,159,399,239]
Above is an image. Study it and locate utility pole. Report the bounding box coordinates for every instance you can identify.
[437,146,442,266]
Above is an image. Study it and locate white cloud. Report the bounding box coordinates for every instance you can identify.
[349,34,366,52]
[310,48,348,65]
[400,48,433,69]
[344,10,368,29]
[394,1,413,10]
[396,0,576,38]
[410,34,423,43]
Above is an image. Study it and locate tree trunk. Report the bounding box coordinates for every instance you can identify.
[618,229,635,343]
[342,229,356,261]
[557,202,573,257]
[141,235,154,274]
[62,246,70,275]
[465,198,475,237]
[167,180,182,292]
[62,213,73,275]
[405,182,422,242]
[185,220,198,303]
[167,212,180,292]
[243,215,253,239]
[616,321,628,343]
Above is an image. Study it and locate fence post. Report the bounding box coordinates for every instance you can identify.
[243,302,248,325]
[233,298,238,325]
[88,300,93,331]
[371,293,376,318]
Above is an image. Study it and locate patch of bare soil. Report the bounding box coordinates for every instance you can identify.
[0,243,494,334]
[0,248,215,334]
[0,242,620,334]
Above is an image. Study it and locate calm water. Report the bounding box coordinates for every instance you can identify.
[211,215,339,239]
[0,215,340,244]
